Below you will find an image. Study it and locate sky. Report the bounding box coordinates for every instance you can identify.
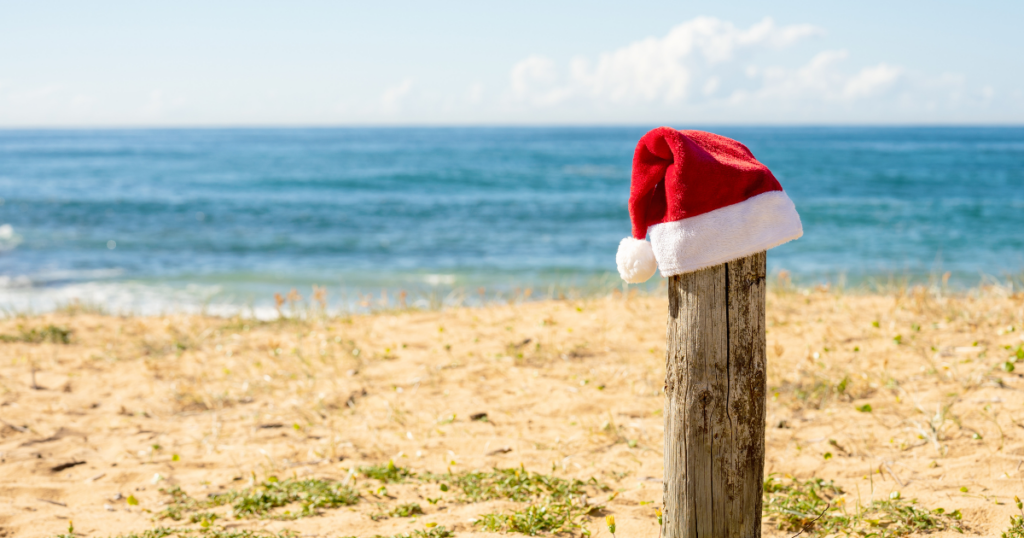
[1,1,1022,126]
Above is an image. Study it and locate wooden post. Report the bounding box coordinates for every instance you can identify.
[663,251,767,538]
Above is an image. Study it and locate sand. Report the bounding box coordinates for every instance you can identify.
[1,286,1023,537]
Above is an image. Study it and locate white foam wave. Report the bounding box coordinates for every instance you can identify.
[0,280,278,318]
[0,268,126,288]
[423,274,456,286]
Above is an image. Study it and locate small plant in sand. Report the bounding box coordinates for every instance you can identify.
[66,529,300,538]
[0,324,72,344]
[762,476,963,537]
[189,511,218,526]
[51,520,75,538]
[390,502,424,517]
[437,466,606,535]
[428,465,608,503]
[772,372,865,411]
[474,502,593,536]
[372,502,425,521]
[232,476,359,519]
[158,476,357,521]
[762,476,852,535]
[360,460,416,483]
[362,526,454,538]
[1004,495,1024,538]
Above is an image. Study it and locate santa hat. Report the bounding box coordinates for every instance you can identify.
[616,127,803,283]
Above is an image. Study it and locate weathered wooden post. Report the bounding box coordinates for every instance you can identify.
[615,128,802,538]
[663,252,766,538]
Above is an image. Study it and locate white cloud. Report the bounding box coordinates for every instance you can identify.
[380,79,414,113]
[703,77,720,96]
[502,16,995,121]
[509,17,824,107]
[510,55,573,106]
[738,49,906,104]
[0,83,104,125]
[843,64,903,99]
[511,55,556,95]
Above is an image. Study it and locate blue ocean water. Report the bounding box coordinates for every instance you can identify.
[0,127,1022,315]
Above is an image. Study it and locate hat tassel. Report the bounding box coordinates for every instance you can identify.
[616,237,657,283]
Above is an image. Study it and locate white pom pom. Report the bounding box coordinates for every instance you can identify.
[616,237,658,283]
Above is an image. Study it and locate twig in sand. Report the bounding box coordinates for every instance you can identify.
[882,461,906,487]
[51,460,86,472]
[0,419,28,433]
[37,498,67,507]
[30,357,44,390]
[790,502,831,538]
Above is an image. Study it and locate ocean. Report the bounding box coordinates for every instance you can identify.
[1,127,1022,316]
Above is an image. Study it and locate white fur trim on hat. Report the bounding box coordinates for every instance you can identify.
[649,190,803,277]
[616,237,658,283]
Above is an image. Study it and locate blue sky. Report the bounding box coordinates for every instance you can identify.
[2,1,1022,126]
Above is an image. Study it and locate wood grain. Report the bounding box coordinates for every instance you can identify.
[663,251,767,538]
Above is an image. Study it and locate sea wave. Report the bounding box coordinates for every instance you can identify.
[422,274,456,286]
[0,280,240,317]
[0,268,125,288]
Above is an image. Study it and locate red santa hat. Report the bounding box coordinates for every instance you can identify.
[616,127,803,282]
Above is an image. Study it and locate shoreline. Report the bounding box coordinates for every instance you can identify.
[3,270,1023,322]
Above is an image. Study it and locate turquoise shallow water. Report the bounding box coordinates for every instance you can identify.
[0,127,1022,315]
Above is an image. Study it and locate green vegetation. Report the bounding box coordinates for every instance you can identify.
[426,466,607,536]
[389,502,424,517]
[360,460,416,483]
[1003,495,1024,538]
[0,324,72,344]
[158,477,358,521]
[361,526,454,538]
[429,466,606,503]
[763,476,963,538]
[1006,518,1024,538]
[62,529,296,538]
[763,477,853,535]
[61,462,983,538]
[771,373,864,410]
[188,511,219,525]
[474,502,595,535]
[372,502,424,520]
[149,463,605,537]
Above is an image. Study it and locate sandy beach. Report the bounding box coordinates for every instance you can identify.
[1,286,1023,537]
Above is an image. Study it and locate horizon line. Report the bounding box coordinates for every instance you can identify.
[2,122,1024,131]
